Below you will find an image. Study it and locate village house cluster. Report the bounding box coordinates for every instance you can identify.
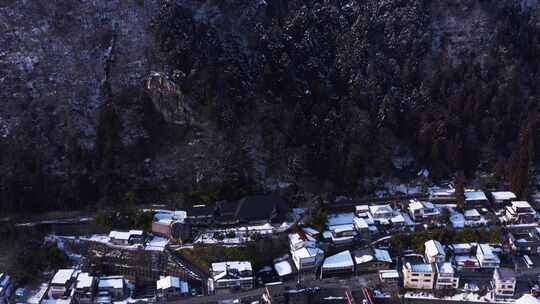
[6,186,540,304]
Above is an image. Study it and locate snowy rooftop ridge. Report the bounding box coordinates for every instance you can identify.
[212,261,252,273]
[75,273,94,289]
[425,240,445,257]
[51,269,76,286]
[322,250,354,269]
[157,276,188,293]
[491,191,517,201]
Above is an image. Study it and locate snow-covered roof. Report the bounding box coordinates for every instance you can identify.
[289,233,303,246]
[98,277,124,289]
[355,205,370,212]
[354,253,374,264]
[327,213,355,227]
[512,201,533,209]
[450,243,472,252]
[477,244,498,259]
[464,209,480,217]
[322,251,354,269]
[0,274,9,288]
[491,191,517,201]
[146,236,169,251]
[409,200,424,211]
[516,294,540,304]
[293,246,323,259]
[157,276,188,293]
[302,227,319,236]
[407,263,433,273]
[424,202,436,209]
[374,249,392,263]
[425,240,445,258]
[391,213,405,223]
[75,273,94,289]
[464,191,487,201]
[402,213,416,226]
[353,217,369,229]
[450,213,465,228]
[436,262,454,274]
[212,261,252,273]
[51,269,76,286]
[429,186,455,197]
[154,210,187,223]
[379,270,399,279]
[289,232,315,248]
[108,230,143,240]
[330,224,355,233]
[274,260,293,277]
[322,231,332,239]
[369,205,393,215]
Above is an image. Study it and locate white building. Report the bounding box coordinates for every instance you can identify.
[425,240,446,263]
[408,200,440,221]
[492,268,516,299]
[428,185,455,201]
[156,276,189,300]
[491,191,517,206]
[435,263,459,290]
[505,201,536,224]
[97,276,126,300]
[273,258,293,278]
[211,261,253,290]
[449,212,465,229]
[291,246,324,272]
[289,232,316,251]
[355,205,406,227]
[379,270,400,284]
[73,272,96,304]
[464,191,489,208]
[50,268,76,299]
[476,244,500,268]
[326,213,357,245]
[464,209,488,227]
[402,263,435,290]
[108,230,144,245]
[449,243,473,255]
[288,232,324,271]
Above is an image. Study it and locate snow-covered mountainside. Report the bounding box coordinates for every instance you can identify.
[1,0,539,212]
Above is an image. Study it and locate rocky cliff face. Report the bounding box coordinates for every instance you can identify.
[1,0,539,212]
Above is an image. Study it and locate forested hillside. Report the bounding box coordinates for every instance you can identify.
[1,0,539,213]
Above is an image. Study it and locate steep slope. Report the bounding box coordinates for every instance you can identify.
[1,0,539,212]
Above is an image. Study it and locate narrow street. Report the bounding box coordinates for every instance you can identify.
[172,275,377,304]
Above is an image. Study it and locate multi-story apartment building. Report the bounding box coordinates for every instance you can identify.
[505,201,536,224]
[476,244,500,268]
[288,232,324,272]
[73,272,96,304]
[492,268,516,299]
[211,261,253,290]
[403,263,435,290]
[435,263,459,290]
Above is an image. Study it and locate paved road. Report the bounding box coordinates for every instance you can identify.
[172,275,375,304]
